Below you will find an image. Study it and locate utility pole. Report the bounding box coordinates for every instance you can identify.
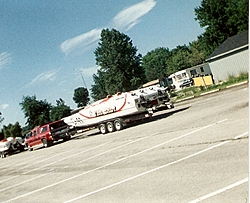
[0,112,4,132]
[80,71,88,89]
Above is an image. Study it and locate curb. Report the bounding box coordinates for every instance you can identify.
[174,80,248,103]
[200,89,220,96]
[175,96,194,103]
[226,81,248,88]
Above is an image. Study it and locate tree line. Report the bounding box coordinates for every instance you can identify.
[90,0,248,100]
[0,0,248,138]
[1,88,89,138]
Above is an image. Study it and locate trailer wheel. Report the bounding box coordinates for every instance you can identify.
[107,122,115,133]
[63,134,71,142]
[1,152,6,158]
[114,119,123,131]
[16,142,24,152]
[99,123,108,134]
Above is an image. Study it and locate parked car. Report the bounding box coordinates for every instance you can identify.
[0,137,25,158]
[180,78,194,88]
[24,120,71,151]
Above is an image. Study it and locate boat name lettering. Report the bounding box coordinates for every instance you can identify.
[115,96,125,100]
[72,117,84,124]
[95,106,116,116]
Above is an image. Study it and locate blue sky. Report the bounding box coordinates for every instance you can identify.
[0,0,204,127]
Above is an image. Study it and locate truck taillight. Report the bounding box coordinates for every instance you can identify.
[48,132,52,139]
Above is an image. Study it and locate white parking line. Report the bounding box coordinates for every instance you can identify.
[0,145,100,184]
[3,120,227,203]
[0,148,76,184]
[63,131,248,203]
[188,177,248,203]
[0,174,47,192]
[77,136,149,164]
[0,154,45,172]
[1,136,148,201]
[22,143,107,175]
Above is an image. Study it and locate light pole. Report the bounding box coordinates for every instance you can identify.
[80,71,88,90]
[0,112,4,132]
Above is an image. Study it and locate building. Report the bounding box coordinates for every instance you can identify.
[169,63,213,90]
[206,31,249,83]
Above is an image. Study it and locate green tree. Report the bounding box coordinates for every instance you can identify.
[235,0,249,32]
[91,70,109,101]
[73,87,90,107]
[94,28,146,96]
[50,98,71,121]
[195,0,248,55]
[2,124,11,138]
[2,122,22,138]
[142,47,171,81]
[167,45,192,74]
[11,122,22,137]
[188,40,206,66]
[20,95,52,129]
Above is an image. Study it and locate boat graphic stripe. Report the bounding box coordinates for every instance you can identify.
[116,93,127,112]
[79,94,127,119]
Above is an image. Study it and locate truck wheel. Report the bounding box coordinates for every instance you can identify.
[99,123,107,134]
[42,139,51,148]
[114,119,123,131]
[107,122,115,133]
[26,143,33,151]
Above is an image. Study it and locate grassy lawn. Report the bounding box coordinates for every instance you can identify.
[171,73,248,102]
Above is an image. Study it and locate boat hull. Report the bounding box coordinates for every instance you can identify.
[63,92,147,128]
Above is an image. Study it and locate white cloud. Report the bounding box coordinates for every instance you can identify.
[0,104,9,110]
[111,0,156,31]
[26,68,61,87]
[60,0,156,55]
[60,28,102,55]
[0,52,11,69]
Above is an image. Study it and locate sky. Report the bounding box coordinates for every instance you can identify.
[0,0,204,127]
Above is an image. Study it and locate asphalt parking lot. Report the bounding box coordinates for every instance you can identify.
[0,83,248,203]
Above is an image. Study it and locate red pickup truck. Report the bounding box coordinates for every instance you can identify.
[24,120,72,151]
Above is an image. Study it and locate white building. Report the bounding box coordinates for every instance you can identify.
[205,31,248,83]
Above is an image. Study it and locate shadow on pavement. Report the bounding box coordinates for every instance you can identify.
[151,106,190,122]
[70,106,190,140]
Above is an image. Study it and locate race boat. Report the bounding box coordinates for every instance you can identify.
[63,85,172,134]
